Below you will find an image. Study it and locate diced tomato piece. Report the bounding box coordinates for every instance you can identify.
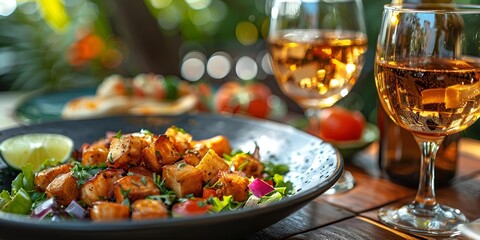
[202,188,218,199]
[172,199,211,217]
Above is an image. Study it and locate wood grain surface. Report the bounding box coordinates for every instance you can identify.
[247,139,480,240]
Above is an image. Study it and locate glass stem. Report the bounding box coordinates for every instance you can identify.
[305,108,323,137]
[411,134,444,213]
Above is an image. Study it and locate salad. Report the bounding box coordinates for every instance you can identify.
[0,126,293,221]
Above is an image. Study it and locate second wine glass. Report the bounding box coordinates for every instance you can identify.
[375,3,480,236]
[267,0,368,194]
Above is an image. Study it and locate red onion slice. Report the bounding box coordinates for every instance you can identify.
[31,198,56,219]
[248,178,274,198]
[65,200,88,219]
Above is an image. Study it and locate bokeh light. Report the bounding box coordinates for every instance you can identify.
[100,49,123,69]
[0,0,16,16]
[185,0,212,10]
[183,51,207,63]
[209,0,227,22]
[261,52,273,75]
[149,0,173,9]
[188,8,211,26]
[207,52,231,79]
[17,2,41,22]
[235,56,257,80]
[235,21,258,46]
[181,51,206,81]
[156,6,181,31]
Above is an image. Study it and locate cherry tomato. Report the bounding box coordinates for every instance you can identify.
[194,83,214,112]
[215,81,242,114]
[245,82,271,118]
[202,188,218,199]
[172,199,211,217]
[318,106,366,141]
[214,81,272,119]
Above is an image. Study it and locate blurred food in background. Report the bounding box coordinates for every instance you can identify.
[213,80,287,120]
[0,0,291,121]
[4,0,480,140]
[61,75,287,121]
[62,73,197,119]
[317,106,366,142]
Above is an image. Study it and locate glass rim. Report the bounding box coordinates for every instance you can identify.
[384,3,480,14]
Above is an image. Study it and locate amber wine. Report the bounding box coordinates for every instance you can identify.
[376,58,480,136]
[268,30,367,109]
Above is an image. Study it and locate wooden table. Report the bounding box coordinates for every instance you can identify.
[246,139,480,240]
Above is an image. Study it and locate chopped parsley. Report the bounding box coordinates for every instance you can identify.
[113,130,122,138]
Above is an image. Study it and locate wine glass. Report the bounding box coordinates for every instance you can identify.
[375,3,480,236]
[267,0,368,194]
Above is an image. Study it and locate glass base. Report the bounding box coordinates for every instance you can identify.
[378,203,469,236]
[323,170,355,195]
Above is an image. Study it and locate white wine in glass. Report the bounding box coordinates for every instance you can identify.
[268,0,368,194]
[375,3,480,236]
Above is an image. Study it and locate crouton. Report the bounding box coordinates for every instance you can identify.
[127,166,155,178]
[143,134,181,172]
[80,169,124,206]
[165,126,192,154]
[217,170,250,202]
[107,134,146,168]
[195,149,229,184]
[163,162,203,197]
[45,171,79,206]
[192,135,232,156]
[90,201,130,221]
[34,163,72,192]
[131,199,168,220]
[231,153,264,178]
[82,145,109,166]
[113,175,160,204]
[182,143,209,166]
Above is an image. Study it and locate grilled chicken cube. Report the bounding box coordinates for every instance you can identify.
[217,171,250,202]
[163,162,202,197]
[143,134,181,172]
[107,134,150,168]
[90,135,113,149]
[90,201,130,221]
[230,153,264,178]
[45,171,79,206]
[80,169,124,207]
[34,163,72,192]
[182,143,208,166]
[113,175,160,204]
[195,149,229,184]
[165,126,192,154]
[127,166,155,178]
[192,135,232,156]
[131,199,168,220]
[82,145,109,166]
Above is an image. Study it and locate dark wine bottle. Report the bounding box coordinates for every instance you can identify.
[377,105,459,188]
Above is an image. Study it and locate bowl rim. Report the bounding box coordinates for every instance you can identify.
[0,113,343,234]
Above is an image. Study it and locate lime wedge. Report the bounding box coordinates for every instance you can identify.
[0,133,74,172]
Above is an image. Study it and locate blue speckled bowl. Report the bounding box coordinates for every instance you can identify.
[0,113,342,240]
